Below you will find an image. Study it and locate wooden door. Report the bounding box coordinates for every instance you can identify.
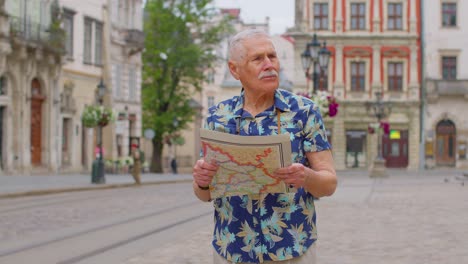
[382,130,408,168]
[436,120,456,166]
[30,79,44,166]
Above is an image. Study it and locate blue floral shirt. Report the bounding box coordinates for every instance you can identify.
[204,89,331,263]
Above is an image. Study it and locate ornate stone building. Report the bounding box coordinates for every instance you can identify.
[58,0,144,173]
[0,0,63,174]
[423,0,468,168]
[0,0,144,175]
[291,0,422,170]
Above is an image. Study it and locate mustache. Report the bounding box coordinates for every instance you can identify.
[258,70,278,79]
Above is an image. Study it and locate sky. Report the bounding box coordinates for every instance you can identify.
[213,0,294,35]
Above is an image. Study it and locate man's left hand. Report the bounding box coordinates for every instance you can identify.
[274,163,308,188]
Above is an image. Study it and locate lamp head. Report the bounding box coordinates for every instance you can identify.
[318,42,331,70]
[96,79,107,102]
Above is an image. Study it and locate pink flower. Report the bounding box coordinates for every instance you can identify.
[329,102,339,117]
[327,96,339,117]
[380,122,390,134]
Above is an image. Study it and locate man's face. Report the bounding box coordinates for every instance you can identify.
[229,37,280,93]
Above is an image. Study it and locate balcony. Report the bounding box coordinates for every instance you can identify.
[124,29,145,50]
[9,16,65,54]
[426,79,468,102]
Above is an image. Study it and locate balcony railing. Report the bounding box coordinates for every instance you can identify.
[426,79,468,102]
[124,29,145,49]
[9,16,65,54]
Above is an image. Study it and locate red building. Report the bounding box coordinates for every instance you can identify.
[291,0,422,170]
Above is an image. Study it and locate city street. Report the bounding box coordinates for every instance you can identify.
[125,170,468,264]
[0,182,212,264]
[0,170,467,263]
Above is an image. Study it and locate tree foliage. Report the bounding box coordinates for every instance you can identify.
[142,0,233,172]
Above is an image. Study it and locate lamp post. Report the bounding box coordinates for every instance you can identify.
[301,33,331,94]
[366,91,392,177]
[92,79,107,183]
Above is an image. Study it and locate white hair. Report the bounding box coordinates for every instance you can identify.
[228,29,271,61]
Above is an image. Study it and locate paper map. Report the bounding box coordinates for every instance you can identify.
[200,129,292,199]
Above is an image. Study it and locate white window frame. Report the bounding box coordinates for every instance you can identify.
[62,8,75,59]
[310,0,331,31]
[383,59,408,93]
[347,0,371,31]
[383,1,407,32]
[346,58,371,94]
[439,50,460,80]
[441,0,458,28]
[83,17,103,66]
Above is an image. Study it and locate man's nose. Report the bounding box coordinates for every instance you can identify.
[263,57,274,69]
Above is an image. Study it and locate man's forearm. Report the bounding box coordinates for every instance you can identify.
[303,167,337,198]
[192,181,212,202]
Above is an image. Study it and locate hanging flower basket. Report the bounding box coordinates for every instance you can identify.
[368,121,390,135]
[81,105,115,128]
[297,91,339,118]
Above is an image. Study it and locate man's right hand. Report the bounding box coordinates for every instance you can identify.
[192,159,218,189]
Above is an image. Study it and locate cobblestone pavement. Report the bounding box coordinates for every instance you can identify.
[124,169,468,264]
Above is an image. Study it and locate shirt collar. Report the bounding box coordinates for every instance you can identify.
[232,88,291,117]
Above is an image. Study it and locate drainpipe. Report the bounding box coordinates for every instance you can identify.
[419,0,426,170]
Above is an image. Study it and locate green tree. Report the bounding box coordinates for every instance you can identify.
[142,0,233,172]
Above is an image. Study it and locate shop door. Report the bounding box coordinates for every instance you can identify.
[436,120,456,166]
[30,79,44,166]
[382,130,408,168]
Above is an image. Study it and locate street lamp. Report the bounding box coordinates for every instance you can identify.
[92,79,107,184]
[366,91,392,177]
[301,33,331,94]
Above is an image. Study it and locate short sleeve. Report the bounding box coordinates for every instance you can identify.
[303,105,331,152]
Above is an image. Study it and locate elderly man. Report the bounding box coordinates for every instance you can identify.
[192,29,337,263]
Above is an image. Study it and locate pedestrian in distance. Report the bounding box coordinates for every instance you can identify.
[171,157,178,174]
[131,143,141,185]
[192,29,337,263]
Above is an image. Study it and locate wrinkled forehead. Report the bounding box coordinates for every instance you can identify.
[245,38,276,55]
[237,37,277,59]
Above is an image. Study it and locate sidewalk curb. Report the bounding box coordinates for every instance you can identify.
[0,179,193,199]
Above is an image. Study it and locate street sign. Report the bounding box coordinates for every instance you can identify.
[144,128,155,139]
[115,120,126,135]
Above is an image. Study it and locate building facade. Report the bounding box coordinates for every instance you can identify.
[291,0,422,170]
[0,0,143,175]
[423,0,468,168]
[59,0,144,173]
[0,0,63,174]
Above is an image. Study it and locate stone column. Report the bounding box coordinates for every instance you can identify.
[332,117,346,170]
[408,110,420,169]
[409,45,419,100]
[334,44,345,99]
[409,0,417,33]
[336,0,343,32]
[295,0,308,32]
[48,64,61,173]
[372,45,382,92]
[373,0,381,32]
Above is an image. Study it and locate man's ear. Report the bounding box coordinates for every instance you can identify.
[228,60,240,80]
